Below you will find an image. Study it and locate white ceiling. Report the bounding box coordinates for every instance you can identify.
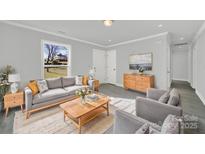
[8,20,203,47]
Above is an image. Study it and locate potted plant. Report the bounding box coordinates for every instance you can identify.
[0,83,10,111]
[75,88,91,104]
[0,65,15,111]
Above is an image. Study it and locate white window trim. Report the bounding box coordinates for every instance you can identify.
[41,40,72,79]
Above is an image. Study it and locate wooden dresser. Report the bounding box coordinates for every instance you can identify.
[123,73,154,93]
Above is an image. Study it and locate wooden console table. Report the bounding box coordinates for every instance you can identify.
[123,73,154,93]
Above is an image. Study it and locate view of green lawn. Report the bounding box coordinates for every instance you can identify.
[44,67,67,78]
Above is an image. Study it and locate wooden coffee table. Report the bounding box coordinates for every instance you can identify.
[60,94,110,134]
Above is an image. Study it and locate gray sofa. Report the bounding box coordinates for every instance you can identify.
[24,77,88,119]
[136,88,183,125]
[113,110,181,134]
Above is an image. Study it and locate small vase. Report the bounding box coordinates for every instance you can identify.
[81,96,86,104]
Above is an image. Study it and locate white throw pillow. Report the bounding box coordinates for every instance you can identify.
[75,76,83,85]
[37,80,48,93]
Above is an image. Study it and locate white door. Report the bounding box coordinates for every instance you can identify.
[106,50,116,84]
[93,49,106,83]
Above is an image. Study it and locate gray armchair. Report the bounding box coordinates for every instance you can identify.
[113,110,161,134]
[136,88,183,124]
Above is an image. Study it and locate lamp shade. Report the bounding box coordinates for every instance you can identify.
[8,74,21,82]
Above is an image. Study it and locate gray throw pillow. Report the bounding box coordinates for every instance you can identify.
[46,78,62,89]
[167,88,180,106]
[62,77,75,87]
[161,114,180,134]
[37,80,48,93]
[135,124,150,134]
[158,91,170,104]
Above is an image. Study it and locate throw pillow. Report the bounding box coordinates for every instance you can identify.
[46,77,62,89]
[62,77,75,87]
[75,75,83,85]
[167,88,180,106]
[27,80,39,96]
[158,91,170,104]
[82,76,89,85]
[161,114,180,134]
[37,80,48,93]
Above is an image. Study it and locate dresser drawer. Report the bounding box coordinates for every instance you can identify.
[124,80,136,89]
[4,95,15,103]
[124,75,136,80]
[136,76,150,81]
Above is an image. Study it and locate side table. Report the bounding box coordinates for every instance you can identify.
[4,91,24,117]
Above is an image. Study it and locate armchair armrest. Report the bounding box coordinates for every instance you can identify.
[113,110,144,134]
[113,110,161,134]
[136,97,182,125]
[146,88,167,100]
[24,87,33,111]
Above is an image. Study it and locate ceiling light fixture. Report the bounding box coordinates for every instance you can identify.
[108,40,112,42]
[104,20,113,27]
[158,24,163,28]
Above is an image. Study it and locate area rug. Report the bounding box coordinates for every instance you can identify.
[13,97,136,134]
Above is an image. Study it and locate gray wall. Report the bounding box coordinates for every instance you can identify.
[108,35,169,90]
[171,46,189,81]
[0,22,103,87]
[193,29,205,104]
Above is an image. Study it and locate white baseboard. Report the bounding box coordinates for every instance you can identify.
[114,83,123,88]
[196,90,205,105]
[172,78,190,82]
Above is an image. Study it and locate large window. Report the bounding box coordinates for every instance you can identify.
[42,41,71,79]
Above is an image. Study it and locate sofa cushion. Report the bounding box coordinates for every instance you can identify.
[37,80,48,93]
[46,78,63,89]
[62,77,75,87]
[161,114,180,134]
[33,88,68,104]
[167,88,180,106]
[158,91,170,104]
[64,85,88,95]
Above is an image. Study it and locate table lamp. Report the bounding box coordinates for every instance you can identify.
[8,74,20,93]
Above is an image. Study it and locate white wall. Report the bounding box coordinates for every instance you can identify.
[0,22,103,87]
[171,45,189,81]
[108,34,169,90]
[192,28,205,105]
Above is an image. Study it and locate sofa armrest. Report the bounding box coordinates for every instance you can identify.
[146,88,167,100]
[113,110,144,134]
[24,87,33,111]
[136,97,182,125]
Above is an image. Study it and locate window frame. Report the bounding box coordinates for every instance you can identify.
[41,40,72,79]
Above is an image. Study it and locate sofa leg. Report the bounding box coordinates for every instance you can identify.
[26,112,30,119]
